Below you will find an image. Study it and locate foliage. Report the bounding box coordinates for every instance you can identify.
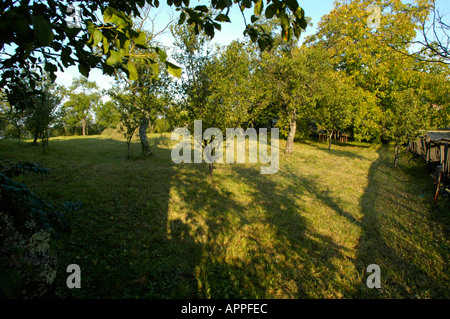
[171,24,215,130]
[0,0,307,112]
[94,100,121,132]
[61,77,101,136]
[0,161,75,298]
[24,77,62,148]
[0,73,62,146]
[312,70,358,149]
[256,45,316,153]
[206,40,257,130]
[305,0,448,155]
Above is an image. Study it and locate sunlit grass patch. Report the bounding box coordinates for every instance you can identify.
[0,135,448,298]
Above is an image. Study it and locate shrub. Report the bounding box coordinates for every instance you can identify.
[0,161,76,298]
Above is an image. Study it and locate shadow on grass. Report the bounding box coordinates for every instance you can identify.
[301,140,371,161]
[354,146,449,298]
[31,136,206,298]
[169,160,353,298]
[5,136,447,298]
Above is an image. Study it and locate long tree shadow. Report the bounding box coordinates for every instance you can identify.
[23,135,447,298]
[301,140,371,161]
[354,146,449,298]
[171,158,352,298]
[35,136,206,298]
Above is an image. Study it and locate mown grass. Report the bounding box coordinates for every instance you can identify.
[0,134,448,298]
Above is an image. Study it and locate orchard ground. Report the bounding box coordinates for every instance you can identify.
[0,133,448,298]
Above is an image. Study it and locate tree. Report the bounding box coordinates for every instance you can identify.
[94,100,121,132]
[313,69,358,150]
[0,0,307,113]
[208,40,257,129]
[108,82,165,158]
[392,0,450,64]
[61,77,101,136]
[0,97,26,142]
[171,25,260,176]
[386,88,434,167]
[257,45,314,154]
[171,24,216,175]
[119,102,141,160]
[112,10,173,156]
[306,0,439,160]
[25,78,62,151]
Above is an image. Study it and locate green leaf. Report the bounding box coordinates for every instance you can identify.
[65,25,81,38]
[265,4,277,19]
[299,16,307,30]
[102,36,109,54]
[194,5,209,13]
[179,12,186,25]
[155,47,167,62]
[150,62,159,77]
[215,14,231,23]
[106,50,122,65]
[134,31,147,46]
[295,7,304,20]
[286,0,299,14]
[166,61,182,78]
[61,47,72,67]
[204,22,215,38]
[280,13,289,32]
[32,14,54,46]
[127,61,138,81]
[103,7,132,28]
[78,64,90,77]
[12,14,30,39]
[86,21,95,34]
[91,29,103,47]
[254,0,264,16]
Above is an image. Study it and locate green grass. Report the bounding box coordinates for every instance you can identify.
[0,134,448,298]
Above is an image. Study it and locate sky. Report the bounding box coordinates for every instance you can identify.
[55,1,338,91]
[55,0,450,92]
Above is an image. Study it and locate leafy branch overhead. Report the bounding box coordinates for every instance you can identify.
[0,0,307,92]
[84,7,181,81]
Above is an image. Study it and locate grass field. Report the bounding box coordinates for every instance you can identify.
[0,134,448,298]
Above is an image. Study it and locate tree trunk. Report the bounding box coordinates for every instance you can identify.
[33,133,39,144]
[82,118,86,136]
[394,145,400,167]
[139,117,152,156]
[285,111,297,154]
[17,125,21,143]
[209,163,213,177]
[42,129,49,153]
[328,131,332,150]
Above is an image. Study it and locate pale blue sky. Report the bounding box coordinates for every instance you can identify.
[55,0,450,91]
[55,1,338,91]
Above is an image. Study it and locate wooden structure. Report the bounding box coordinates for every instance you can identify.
[408,131,450,205]
[339,133,349,143]
[318,131,350,143]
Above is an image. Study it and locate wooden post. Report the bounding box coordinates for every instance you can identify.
[444,143,449,174]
